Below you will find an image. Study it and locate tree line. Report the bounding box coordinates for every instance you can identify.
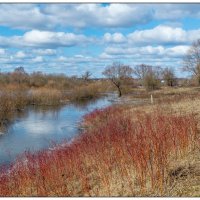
[103,38,200,97]
[103,62,177,97]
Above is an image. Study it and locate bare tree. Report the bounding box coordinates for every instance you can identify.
[162,67,177,87]
[143,69,161,91]
[183,39,200,85]
[133,64,162,90]
[133,64,151,80]
[14,66,26,74]
[11,66,29,84]
[82,71,92,82]
[102,62,133,97]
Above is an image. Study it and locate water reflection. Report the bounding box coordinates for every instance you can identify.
[72,96,107,110]
[0,96,113,164]
[0,110,28,134]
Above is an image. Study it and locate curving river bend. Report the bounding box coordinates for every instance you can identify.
[0,95,115,165]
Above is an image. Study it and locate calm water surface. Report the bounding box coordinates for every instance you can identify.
[0,96,114,165]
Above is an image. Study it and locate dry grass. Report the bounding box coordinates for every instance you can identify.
[68,81,110,102]
[29,88,64,106]
[166,148,200,197]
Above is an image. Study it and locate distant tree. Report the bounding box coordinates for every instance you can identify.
[162,67,177,87]
[133,64,150,80]
[102,62,133,97]
[82,71,92,82]
[134,64,162,90]
[183,39,200,85]
[14,66,26,74]
[11,66,28,84]
[143,70,161,91]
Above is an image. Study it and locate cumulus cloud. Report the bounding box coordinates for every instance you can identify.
[154,4,200,20]
[103,45,189,60]
[31,56,44,63]
[165,45,190,57]
[103,25,200,46]
[32,49,57,56]
[0,4,199,77]
[128,25,188,45]
[15,51,26,58]
[0,4,52,30]
[103,33,126,43]
[129,25,200,45]
[0,30,91,48]
[0,4,200,30]
[23,30,91,47]
[39,4,154,29]
[0,4,151,30]
[99,47,185,76]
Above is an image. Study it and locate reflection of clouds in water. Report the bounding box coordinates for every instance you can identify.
[23,121,56,136]
[0,96,113,164]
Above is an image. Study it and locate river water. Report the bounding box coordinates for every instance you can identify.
[0,96,114,165]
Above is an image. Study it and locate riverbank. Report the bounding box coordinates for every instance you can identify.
[0,80,112,133]
[0,87,200,196]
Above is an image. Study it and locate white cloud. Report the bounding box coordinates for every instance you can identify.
[0,49,5,55]
[57,56,67,62]
[31,56,44,63]
[128,25,188,45]
[0,4,52,30]
[104,25,200,46]
[104,45,189,59]
[0,4,200,30]
[0,30,91,48]
[165,45,190,57]
[15,51,26,58]
[42,4,153,29]
[32,49,56,56]
[154,4,200,20]
[23,30,90,47]
[103,33,126,43]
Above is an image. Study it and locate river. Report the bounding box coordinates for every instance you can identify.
[0,95,115,165]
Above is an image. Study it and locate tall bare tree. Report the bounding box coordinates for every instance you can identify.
[162,67,177,87]
[133,64,162,90]
[183,39,200,85]
[11,66,29,84]
[102,62,133,97]
[133,64,151,80]
[81,71,92,82]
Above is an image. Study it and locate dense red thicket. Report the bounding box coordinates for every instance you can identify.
[0,106,198,196]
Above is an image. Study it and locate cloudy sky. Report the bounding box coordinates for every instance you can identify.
[0,3,200,78]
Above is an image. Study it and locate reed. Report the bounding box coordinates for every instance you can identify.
[29,88,63,106]
[68,83,102,102]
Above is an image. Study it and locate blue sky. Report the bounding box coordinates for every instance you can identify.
[0,4,200,78]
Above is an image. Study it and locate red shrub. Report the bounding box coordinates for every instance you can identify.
[0,106,198,196]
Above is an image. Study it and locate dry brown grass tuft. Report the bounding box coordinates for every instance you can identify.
[29,88,63,106]
[69,83,103,102]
